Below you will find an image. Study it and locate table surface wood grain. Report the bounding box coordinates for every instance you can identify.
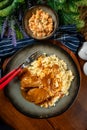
[0,40,87,130]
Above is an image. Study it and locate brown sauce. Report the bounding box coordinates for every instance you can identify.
[19,64,63,107]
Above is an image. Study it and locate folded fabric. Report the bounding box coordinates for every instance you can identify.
[0,25,84,58]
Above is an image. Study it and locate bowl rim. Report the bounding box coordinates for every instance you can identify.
[22,4,59,40]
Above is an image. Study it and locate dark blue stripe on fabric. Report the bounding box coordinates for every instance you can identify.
[0,38,34,46]
[61,42,77,52]
[58,24,77,30]
[0,40,35,55]
[65,42,79,50]
[0,38,35,50]
[67,42,79,47]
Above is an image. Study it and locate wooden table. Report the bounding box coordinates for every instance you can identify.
[0,41,87,130]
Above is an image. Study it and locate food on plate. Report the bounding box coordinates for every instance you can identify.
[19,54,74,108]
[28,9,53,38]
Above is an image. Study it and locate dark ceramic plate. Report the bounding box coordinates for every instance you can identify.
[23,5,58,40]
[4,40,80,118]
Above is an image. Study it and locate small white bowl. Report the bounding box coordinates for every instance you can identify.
[83,62,87,75]
[78,42,87,60]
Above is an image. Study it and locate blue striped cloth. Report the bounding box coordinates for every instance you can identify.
[0,24,84,78]
[0,25,83,58]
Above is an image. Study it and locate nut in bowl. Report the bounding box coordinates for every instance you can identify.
[23,5,59,40]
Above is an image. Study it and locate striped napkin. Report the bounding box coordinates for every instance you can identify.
[0,24,84,58]
[0,24,84,77]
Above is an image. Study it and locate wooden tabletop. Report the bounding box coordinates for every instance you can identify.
[0,40,87,130]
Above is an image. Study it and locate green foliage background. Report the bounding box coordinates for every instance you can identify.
[37,0,87,30]
[0,0,87,44]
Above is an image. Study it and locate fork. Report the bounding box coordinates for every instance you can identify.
[0,51,42,90]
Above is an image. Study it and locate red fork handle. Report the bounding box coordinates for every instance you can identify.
[0,67,22,90]
[0,68,18,83]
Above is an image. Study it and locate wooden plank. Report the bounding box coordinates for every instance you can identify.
[0,90,53,130]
